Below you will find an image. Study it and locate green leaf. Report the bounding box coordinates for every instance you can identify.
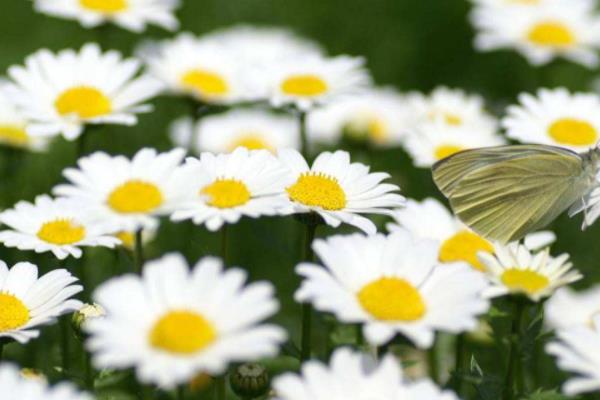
[95,390,138,400]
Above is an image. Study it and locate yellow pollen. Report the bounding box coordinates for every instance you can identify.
[37,218,86,245]
[79,0,127,12]
[444,113,463,126]
[0,292,29,332]
[228,133,273,152]
[501,269,550,295]
[435,144,464,160]
[181,69,229,98]
[149,310,216,355]
[527,21,575,47]
[548,118,598,146]
[107,180,163,214]
[281,74,328,97]
[201,179,251,209]
[0,125,29,147]
[287,172,346,211]
[358,277,426,321]
[439,230,494,272]
[55,86,112,119]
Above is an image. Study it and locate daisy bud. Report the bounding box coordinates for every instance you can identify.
[229,363,270,399]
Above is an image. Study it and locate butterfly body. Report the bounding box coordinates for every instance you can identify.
[432,144,600,244]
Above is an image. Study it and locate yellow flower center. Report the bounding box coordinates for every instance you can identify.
[149,310,217,355]
[37,218,86,245]
[357,277,426,321]
[548,118,597,146]
[280,74,328,97]
[228,133,273,152]
[79,0,128,13]
[181,69,229,98]
[55,86,112,119]
[368,118,388,143]
[107,180,163,214]
[434,144,464,160]
[201,179,251,209]
[439,230,494,272]
[527,21,575,47]
[115,231,135,249]
[287,172,346,211]
[0,292,29,332]
[501,269,550,295]
[0,125,29,147]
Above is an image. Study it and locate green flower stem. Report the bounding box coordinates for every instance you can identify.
[0,342,3,361]
[356,324,364,347]
[133,228,144,274]
[428,338,440,385]
[60,316,71,377]
[221,224,229,266]
[176,386,185,400]
[84,349,94,390]
[504,297,527,400]
[297,109,309,160]
[216,376,226,400]
[452,334,466,396]
[300,222,317,361]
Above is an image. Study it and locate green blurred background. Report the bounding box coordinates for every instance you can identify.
[2,0,600,398]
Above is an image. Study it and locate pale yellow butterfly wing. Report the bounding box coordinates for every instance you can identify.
[432,145,593,244]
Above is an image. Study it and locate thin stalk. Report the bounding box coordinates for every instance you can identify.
[300,222,317,361]
[298,110,309,160]
[133,228,144,274]
[452,334,466,395]
[504,298,527,400]
[0,342,3,360]
[60,317,71,377]
[356,324,364,347]
[221,225,228,266]
[176,386,185,400]
[216,376,226,400]
[428,339,440,385]
[84,349,94,390]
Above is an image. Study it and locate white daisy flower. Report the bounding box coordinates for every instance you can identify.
[53,147,186,232]
[170,148,290,231]
[406,87,498,133]
[478,242,581,301]
[269,55,370,111]
[295,232,489,348]
[273,347,458,400]
[139,33,250,104]
[168,115,195,150]
[203,25,322,67]
[0,261,82,343]
[0,195,119,260]
[387,198,555,272]
[546,316,600,395]
[503,88,600,151]
[0,364,91,400]
[193,109,299,154]
[471,0,593,8]
[545,286,600,331]
[403,121,505,168]
[278,149,405,235]
[85,253,286,388]
[0,85,50,152]
[307,88,411,147]
[33,0,180,33]
[472,1,600,67]
[4,43,163,141]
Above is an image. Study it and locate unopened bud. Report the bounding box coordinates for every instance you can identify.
[229,363,270,399]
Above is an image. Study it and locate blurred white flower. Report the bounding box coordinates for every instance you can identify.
[268,55,370,111]
[545,286,600,331]
[274,348,459,400]
[0,364,91,400]
[308,88,411,147]
[33,0,180,33]
[471,1,600,67]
